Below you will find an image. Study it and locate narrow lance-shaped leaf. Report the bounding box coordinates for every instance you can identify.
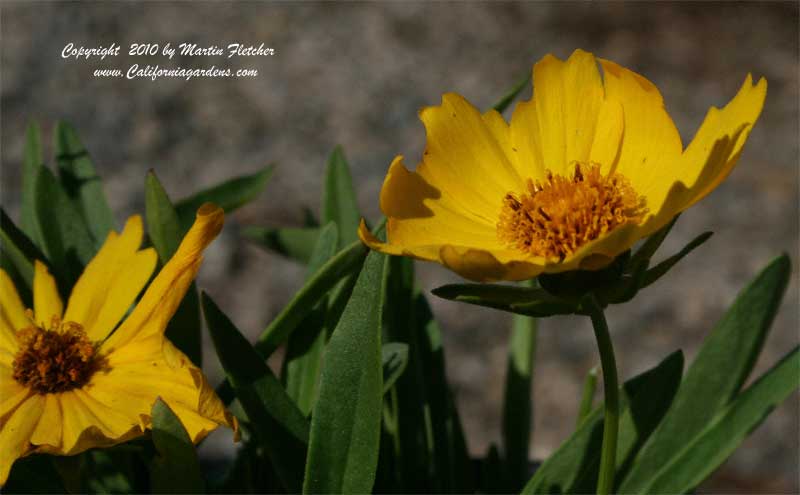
[145,171,203,365]
[502,308,538,491]
[1,208,48,295]
[381,342,409,394]
[243,225,320,264]
[149,398,205,494]
[174,164,275,231]
[216,238,369,405]
[54,121,115,245]
[642,346,799,494]
[34,166,95,290]
[618,254,791,493]
[322,146,360,248]
[522,351,684,495]
[203,293,309,493]
[577,367,599,427]
[283,222,339,415]
[303,251,386,494]
[254,239,368,358]
[21,121,44,245]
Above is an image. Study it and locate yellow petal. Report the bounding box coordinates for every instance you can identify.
[509,98,547,181]
[0,394,44,485]
[87,336,234,448]
[0,365,31,419]
[439,245,543,282]
[378,156,501,251]
[55,389,142,455]
[598,58,683,207]
[531,49,606,175]
[102,204,223,351]
[33,261,63,327]
[29,393,62,450]
[64,215,157,341]
[417,93,521,218]
[0,269,27,353]
[679,74,767,208]
[588,99,625,173]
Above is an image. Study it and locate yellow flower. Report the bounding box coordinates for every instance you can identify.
[0,204,236,484]
[359,50,766,282]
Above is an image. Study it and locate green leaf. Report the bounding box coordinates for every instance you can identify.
[145,171,181,261]
[381,342,409,394]
[378,256,472,493]
[174,164,274,231]
[492,73,531,114]
[243,225,320,264]
[203,293,309,492]
[577,366,599,427]
[1,208,47,294]
[150,398,205,494]
[54,121,115,245]
[321,146,360,248]
[618,254,791,493]
[216,238,369,406]
[303,251,386,494]
[3,456,66,494]
[432,283,577,317]
[283,223,339,415]
[640,346,799,494]
[21,121,44,245]
[641,231,713,288]
[254,239,368,358]
[522,350,684,494]
[145,171,203,365]
[502,309,537,491]
[34,166,95,287]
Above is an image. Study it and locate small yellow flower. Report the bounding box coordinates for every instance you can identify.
[0,204,236,484]
[359,50,766,281]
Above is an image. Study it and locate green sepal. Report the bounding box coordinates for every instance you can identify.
[431,283,578,317]
[492,73,531,114]
[174,164,274,231]
[149,398,205,494]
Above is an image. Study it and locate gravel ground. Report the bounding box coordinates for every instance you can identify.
[2,2,798,492]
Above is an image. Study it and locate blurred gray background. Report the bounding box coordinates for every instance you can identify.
[2,2,798,493]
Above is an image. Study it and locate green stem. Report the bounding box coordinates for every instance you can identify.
[586,295,619,495]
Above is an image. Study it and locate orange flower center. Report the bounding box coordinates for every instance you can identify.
[12,315,102,394]
[497,162,646,260]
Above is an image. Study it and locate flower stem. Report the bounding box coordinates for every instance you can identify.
[586,295,619,495]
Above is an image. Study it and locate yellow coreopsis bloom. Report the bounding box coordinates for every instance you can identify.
[359,49,766,281]
[0,204,236,484]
